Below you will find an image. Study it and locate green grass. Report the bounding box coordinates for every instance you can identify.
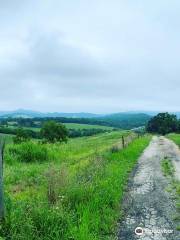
[64,123,114,130]
[167,133,180,146]
[172,181,180,231]
[164,133,180,231]
[8,125,40,132]
[7,123,114,132]
[161,158,175,177]
[0,132,151,239]
[0,133,13,144]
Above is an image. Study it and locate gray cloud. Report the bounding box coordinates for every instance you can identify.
[0,0,180,112]
[4,31,104,79]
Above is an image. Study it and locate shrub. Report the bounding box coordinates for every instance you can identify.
[41,121,68,143]
[13,127,30,144]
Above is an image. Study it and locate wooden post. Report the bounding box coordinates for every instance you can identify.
[122,136,125,148]
[0,140,5,220]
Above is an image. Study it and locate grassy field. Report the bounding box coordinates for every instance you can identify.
[64,123,114,130]
[7,125,40,132]
[7,123,114,131]
[0,131,151,240]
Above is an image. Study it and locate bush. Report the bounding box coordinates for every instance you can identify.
[41,121,68,143]
[13,127,30,144]
[8,141,49,163]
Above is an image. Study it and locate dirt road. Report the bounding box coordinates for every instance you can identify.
[118,136,180,240]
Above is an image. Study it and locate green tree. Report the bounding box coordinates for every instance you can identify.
[13,128,30,144]
[178,120,180,133]
[146,112,178,135]
[41,121,68,143]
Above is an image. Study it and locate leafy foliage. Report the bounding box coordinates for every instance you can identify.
[0,126,41,139]
[13,128,30,144]
[147,112,179,135]
[41,121,68,143]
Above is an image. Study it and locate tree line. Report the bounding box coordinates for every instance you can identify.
[0,122,111,142]
[0,113,150,129]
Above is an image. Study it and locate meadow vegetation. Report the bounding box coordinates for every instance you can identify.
[165,133,180,231]
[0,123,114,140]
[64,123,114,130]
[0,131,151,239]
[161,158,175,177]
[167,133,180,147]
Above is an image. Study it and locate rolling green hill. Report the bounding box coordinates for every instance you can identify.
[98,113,151,129]
[0,112,151,130]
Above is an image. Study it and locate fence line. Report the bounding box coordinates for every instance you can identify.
[111,132,139,153]
[0,140,5,220]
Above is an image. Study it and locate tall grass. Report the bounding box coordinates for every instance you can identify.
[0,132,151,239]
[166,133,180,231]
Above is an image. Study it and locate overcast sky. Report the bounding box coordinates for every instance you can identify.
[0,0,180,113]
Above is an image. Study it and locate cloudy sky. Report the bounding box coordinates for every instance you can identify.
[0,0,180,113]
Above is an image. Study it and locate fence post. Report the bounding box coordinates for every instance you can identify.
[122,136,125,148]
[0,140,5,220]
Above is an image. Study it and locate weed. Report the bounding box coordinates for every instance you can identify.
[45,164,69,205]
[161,159,175,176]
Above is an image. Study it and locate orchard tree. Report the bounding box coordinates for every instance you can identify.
[41,121,68,143]
[146,112,178,135]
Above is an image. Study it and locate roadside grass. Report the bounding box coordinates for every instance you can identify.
[161,133,180,231]
[0,132,151,239]
[161,158,175,177]
[167,133,180,231]
[167,133,180,147]
[172,181,180,231]
[161,157,180,231]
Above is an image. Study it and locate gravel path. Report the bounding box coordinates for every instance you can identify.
[118,136,180,240]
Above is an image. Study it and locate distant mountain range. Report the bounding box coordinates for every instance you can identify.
[0,109,179,119]
[0,109,104,118]
[0,109,179,130]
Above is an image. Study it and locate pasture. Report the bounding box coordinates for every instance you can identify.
[7,123,114,131]
[0,131,151,239]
